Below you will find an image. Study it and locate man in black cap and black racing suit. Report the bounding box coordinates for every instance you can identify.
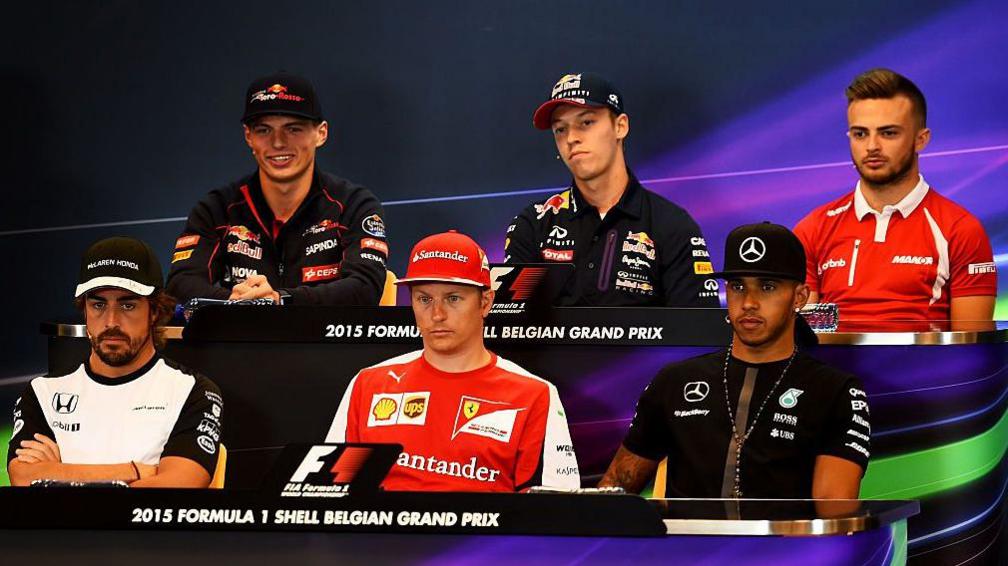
[167,71,389,306]
[504,72,719,307]
[600,222,871,499]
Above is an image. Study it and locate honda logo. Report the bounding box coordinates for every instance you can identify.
[52,393,79,414]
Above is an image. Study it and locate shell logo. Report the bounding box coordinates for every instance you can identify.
[372,397,398,421]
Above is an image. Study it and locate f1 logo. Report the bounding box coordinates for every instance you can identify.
[289,445,373,484]
[52,393,78,414]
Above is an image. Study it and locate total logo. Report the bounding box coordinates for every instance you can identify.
[541,248,574,262]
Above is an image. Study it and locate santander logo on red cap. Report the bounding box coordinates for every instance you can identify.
[412,250,469,263]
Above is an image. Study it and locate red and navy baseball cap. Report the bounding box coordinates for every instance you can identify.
[396,231,491,288]
[532,72,625,129]
[75,237,164,298]
[242,71,324,124]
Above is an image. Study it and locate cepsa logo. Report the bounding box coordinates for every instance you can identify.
[250,83,305,103]
[302,264,340,283]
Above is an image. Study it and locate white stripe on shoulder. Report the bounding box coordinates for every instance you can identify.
[495,355,551,386]
[362,349,424,370]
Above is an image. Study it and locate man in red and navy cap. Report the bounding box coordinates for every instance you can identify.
[167,72,389,306]
[326,231,580,492]
[505,72,718,308]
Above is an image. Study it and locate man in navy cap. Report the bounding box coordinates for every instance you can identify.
[600,223,871,499]
[167,72,389,306]
[504,72,718,308]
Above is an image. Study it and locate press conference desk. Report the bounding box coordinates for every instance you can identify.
[30,307,1008,564]
[0,486,917,566]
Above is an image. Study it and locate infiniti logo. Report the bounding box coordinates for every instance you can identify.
[683,381,710,402]
[739,237,766,263]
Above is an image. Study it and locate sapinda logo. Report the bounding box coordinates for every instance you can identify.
[289,445,372,484]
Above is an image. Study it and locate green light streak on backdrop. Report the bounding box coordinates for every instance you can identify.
[860,405,1008,499]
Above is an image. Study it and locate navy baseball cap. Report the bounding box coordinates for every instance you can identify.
[242,72,324,124]
[532,72,625,129]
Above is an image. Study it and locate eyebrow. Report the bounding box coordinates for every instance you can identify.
[551,109,598,125]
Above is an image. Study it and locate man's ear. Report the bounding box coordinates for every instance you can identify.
[481,289,495,318]
[794,282,810,311]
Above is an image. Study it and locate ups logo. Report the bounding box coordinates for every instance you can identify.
[402,396,427,419]
[372,398,398,421]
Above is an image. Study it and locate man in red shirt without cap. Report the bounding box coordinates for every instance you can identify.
[794,68,997,328]
[326,231,580,492]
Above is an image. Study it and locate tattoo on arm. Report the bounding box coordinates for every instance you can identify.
[598,446,660,494]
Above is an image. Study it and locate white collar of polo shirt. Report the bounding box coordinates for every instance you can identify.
[853,175,930,242]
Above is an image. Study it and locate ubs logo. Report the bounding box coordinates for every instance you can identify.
[52,393,79,414]
[683,381,709,402]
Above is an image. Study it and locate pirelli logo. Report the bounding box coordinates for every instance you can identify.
[693,262,713,275]
[968,262,997,275]
[172,250,194,263]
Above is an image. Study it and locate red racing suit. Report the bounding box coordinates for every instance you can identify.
[326,350,581,492]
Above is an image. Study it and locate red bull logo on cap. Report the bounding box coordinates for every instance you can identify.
[535,190,571,220]
[267,84,287,94]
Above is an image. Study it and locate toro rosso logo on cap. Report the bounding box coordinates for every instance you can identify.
[228,225,261,244]
[535,191,571,220]
[250,83,305,103]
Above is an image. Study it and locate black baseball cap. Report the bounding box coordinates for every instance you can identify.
[532,72,625,129]
[75,237,164,298]
[242,72,324,124]
[712,222,806,281]
[713,222,817,347]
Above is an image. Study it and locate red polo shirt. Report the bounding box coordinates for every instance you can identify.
[794,177,997,321]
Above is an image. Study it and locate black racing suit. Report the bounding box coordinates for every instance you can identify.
[167,169,389,305]
[505,171,720,307]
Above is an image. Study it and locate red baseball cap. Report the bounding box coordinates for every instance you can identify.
[396,231,491,288]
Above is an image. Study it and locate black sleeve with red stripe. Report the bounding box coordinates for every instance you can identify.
[166,189,232,303]
[285,187,387,306]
